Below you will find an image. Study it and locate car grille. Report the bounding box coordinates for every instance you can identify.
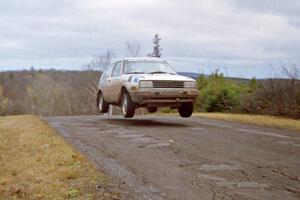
[153,81,184,88]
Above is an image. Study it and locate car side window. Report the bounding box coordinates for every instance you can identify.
[100,64,113,85]
[112,62,122,77]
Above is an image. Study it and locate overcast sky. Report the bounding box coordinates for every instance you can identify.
[0,0,299,78]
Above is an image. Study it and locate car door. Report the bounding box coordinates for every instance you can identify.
[109,61,123,103]
[99,63,114,102]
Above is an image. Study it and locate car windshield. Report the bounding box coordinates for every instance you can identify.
[124,61,176,74]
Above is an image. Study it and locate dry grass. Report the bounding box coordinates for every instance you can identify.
[0,115,120,200]
[192,113,300,132]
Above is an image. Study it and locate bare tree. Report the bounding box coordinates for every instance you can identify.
[88,50,115,72]
[125,40,141,57]
[85,50,115,100]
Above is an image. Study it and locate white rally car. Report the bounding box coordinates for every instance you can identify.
[97,57,199,118]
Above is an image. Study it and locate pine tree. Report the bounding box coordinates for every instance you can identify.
[148,34,162,58]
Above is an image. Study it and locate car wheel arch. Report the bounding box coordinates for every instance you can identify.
[97,89,105,106]
[119,86,129,104]
[96,90,101,107]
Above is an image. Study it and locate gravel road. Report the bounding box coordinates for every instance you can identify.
[45,115,300,200]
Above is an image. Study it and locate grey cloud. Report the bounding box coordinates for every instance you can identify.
[230,0,300,27]
[0,0,299,77]
[229,0,300,16]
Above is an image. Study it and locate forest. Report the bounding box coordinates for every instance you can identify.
[0,66,299,119]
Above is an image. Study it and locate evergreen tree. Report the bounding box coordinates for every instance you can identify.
[148,34,162,58]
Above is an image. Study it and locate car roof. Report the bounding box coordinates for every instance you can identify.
[123,57,167,62]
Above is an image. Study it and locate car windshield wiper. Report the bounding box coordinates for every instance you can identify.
[149,71,168,74]
[127,71,144,74]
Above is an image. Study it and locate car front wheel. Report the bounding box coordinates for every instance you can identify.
[178,102,193,117]
[98,93,109,113]
[121,92,135,118]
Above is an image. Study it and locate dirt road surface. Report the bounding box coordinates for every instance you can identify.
[45,115,300,200]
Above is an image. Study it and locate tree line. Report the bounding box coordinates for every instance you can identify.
[0,66,299,119]
[0,70,100,116]
[193,67,300,119]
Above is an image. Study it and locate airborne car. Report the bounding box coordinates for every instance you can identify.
[97,57,199,118]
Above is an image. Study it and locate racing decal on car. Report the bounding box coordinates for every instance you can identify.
[133,76,139,83]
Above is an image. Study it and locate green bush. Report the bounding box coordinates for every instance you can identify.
[195,71,248,112]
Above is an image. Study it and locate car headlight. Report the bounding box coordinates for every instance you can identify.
[139,80,153,88]
[184,81,196,88]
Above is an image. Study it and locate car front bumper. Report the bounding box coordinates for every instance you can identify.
[129,88,199,107]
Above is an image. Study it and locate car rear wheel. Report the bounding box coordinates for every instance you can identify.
[122,92,135,118]
[178,102,193,117]
[98,93,109,113]
[147,107,158,113]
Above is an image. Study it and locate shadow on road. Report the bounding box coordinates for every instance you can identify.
[104,118,187,127]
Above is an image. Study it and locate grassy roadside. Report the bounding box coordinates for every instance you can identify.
[0,115,120,200]
[158,112,300,131]
[192,113,300,132]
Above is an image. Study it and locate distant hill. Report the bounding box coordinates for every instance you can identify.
[177,72,200,79]
[178,72,253,84]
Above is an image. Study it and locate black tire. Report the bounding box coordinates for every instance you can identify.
[121,92,135,118]
[147,107,158,113]
[98,92,109,113]
[178,102,194,117]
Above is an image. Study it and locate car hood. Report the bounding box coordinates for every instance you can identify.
[126,74,195,82]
